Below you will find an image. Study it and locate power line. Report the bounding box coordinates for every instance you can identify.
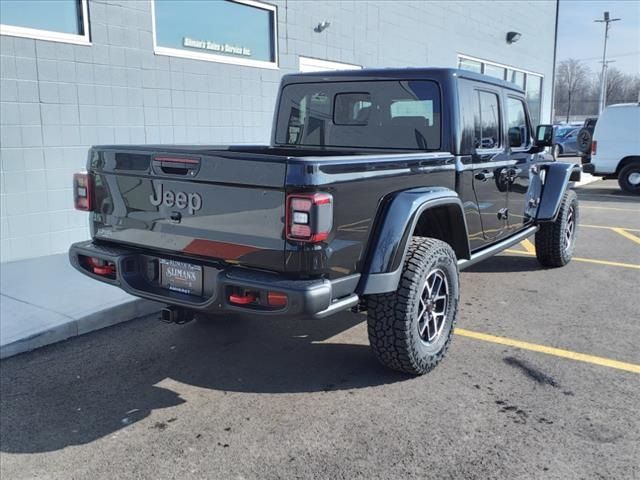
[572,51,639,62]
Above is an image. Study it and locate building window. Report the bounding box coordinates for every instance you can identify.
[0,0,90,45]
[508,69,525,89]
[458,55,544,125]
[299,56,361,73]
[152,0,278,69]
[483,64,506,80]
[458,57,481,73]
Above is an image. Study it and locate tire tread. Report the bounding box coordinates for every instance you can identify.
[366,237,458,375]
[535,189,578,267]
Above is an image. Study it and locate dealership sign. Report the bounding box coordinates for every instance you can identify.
[183,37,251,57]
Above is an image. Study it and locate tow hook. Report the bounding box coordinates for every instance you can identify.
[160,306,194,324]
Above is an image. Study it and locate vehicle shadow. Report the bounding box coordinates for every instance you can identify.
[0,311,409,453]
[464,254,542,273]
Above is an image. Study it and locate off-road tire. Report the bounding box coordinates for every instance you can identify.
[535,189,579,267]
[617,162,640,195]
[366,237,459,375]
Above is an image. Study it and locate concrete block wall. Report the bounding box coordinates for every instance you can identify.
[0,0,557,263]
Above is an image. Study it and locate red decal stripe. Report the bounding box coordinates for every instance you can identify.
[182,239,260,260]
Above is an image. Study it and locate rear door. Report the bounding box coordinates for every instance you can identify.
[503,95,537,233]
[468,87,510,242]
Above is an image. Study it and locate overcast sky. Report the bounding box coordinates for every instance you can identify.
[557,0,640,75]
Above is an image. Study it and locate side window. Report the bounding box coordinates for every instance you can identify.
[474,91,500,149]
[506,97,529,148]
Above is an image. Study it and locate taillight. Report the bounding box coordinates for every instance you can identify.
[286,192,333,243]
[267,291,288,307]
[591,140,597,155]
[73,172,94,211]
[81,256,116,277]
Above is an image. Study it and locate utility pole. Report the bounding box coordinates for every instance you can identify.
[595,11,621,114]
[600,59,616,108]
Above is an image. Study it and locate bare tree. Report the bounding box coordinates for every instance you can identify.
[554,58,640,121]
[622,75,640,102]
[595,68,640,105]
[555,59,590,122]
[604,67,626,104]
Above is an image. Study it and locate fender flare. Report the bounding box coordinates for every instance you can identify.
[358,187,470,295]
[536,162,581,222]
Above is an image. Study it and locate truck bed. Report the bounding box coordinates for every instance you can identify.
[88,144,456,277]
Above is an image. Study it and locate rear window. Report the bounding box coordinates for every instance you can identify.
[275,80,441,150]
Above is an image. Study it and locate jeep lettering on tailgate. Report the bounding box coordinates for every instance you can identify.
[150,182,202,214]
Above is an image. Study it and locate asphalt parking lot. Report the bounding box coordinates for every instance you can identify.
[1,179,638,480]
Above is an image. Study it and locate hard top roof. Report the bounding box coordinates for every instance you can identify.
[282,67,525,93]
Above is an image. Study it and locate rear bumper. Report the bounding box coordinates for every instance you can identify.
[69,241,359,319]
[581,162,613,178]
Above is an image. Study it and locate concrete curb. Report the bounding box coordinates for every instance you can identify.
[0,298,161,360]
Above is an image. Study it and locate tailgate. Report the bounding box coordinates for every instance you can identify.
[89,147,287,272]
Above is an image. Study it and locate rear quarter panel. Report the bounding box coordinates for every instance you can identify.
[284,153,456,279]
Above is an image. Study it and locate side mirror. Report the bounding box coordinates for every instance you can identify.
[535,124,554,147]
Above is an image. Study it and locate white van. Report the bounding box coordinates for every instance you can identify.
[583,103,640,194]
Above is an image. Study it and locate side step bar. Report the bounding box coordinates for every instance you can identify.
[458,226,538,271]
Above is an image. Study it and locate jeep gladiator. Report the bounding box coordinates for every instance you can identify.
[70,68,581,375]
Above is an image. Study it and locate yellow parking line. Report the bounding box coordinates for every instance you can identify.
[455,328,640,374]
[581,205,639,212]
[580,224,640,232]
[520,238,536,254]
[612,228,640,246]
[503,249,640,269]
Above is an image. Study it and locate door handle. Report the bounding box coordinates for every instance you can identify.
[475,170,494,181]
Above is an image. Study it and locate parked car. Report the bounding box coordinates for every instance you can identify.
[69,68,580,375]
[553,127,579,158]
[582,103,640,194]
[554,124,577,139]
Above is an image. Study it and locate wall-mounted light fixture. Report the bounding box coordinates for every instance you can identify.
[506,31,522,44]
[314,21,330,33]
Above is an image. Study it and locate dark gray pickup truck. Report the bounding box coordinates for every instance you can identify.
[70,68,581,375]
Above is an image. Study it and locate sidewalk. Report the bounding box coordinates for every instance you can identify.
[558,156,599,187]
[0,253,161,359]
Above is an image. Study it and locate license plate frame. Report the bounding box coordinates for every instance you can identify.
[160,259,203,296]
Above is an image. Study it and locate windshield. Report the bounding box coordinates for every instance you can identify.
[555,126,577,138]
[275,80,441,150]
